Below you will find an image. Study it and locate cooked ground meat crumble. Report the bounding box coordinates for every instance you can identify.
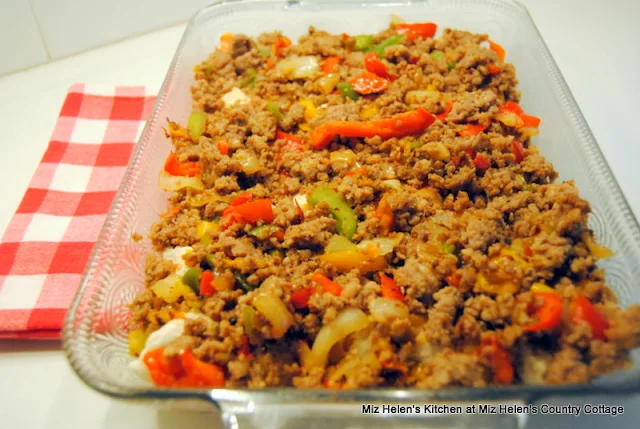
[127,23,640,389]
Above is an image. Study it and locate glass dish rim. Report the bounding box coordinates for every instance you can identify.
[62,0,640,406]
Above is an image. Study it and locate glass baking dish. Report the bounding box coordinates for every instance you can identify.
[63,0,640,427]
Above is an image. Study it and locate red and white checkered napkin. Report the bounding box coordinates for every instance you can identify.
[0,83,156,339]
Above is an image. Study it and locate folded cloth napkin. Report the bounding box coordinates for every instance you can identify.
[0,84,156,339]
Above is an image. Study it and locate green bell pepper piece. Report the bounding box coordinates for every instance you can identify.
[187,111,207,143]
[447,61,457,71]
[353,34,375,51]
[442,243,456,255]
[239,68,257,88]
[249,224,282,240]
[337,82,359,101]
[258,47,272,57]
[371,34,405,58]
[243,306,256,335]
[308,186,357,240]
[430,51,444,61]
[233,270,256,292]
[267,102,283,121]
[182,267,202,293]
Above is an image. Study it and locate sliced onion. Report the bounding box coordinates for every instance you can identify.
[329,150,356,170]
[158,170,204,191]
[380,163,396,179]
[306,308,370,369]
[294,194,313,218]
[495,112,523,128]
[275,56,319,79]
[520,348,550,384]
[405,90,440,105]
[357,236,400,256]
[382,179,402,190]
[252,293,294,338]
[234,149,262,175]
[521,127,539,138]
[369,297,408,323]
[416,341,444,363]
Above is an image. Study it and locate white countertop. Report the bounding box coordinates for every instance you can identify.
[1,1,639,428]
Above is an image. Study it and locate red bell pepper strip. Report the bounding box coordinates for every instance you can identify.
[177,349,225,387]
[273,36,291,56]
[276,130,305,152]
[473,153,490,171]
[570,295,609,340]
[395,22,437,41]
[500,101,524,116]
[375,196,394,235]
[364,52,397,81]
[238,335,252,358]
[230,191,253,206]
[311,108,436,149]
[218,137,229,155]
[345,166,367,177]
[143,348,224,388]
[222,193,274,227]
[143,348,185,387]
[290,287,315,309]
[458,123,488,137]
[164,152,201,177]
[312,272,342,296]
[436,101,454,122]
[498,101,541,129]
[521,114,541,128]
[477,337,514,385]
[322,56,341,74]
[487,64,502,75]
[446,271,462,287]
[199,270,215,296]
[233,199,275,223]
[522,291,563,332]
[511,140,525,164]
[350,71,390,95]
[489,40,506,61]
[380,273,405,302]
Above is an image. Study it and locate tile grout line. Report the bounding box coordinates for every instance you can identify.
[28,0,52,61]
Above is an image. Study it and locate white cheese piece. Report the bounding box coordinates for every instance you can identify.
[222,87,250,107]
[162,246,192,276]
[128,318,186,382]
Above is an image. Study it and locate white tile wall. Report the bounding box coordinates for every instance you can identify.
[30,0,211,59]
[0,0,49,76]
[0,0,212,76]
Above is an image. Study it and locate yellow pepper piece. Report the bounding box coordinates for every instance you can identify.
[298,99,318,121]
[196,220,220,244]
[530,283,555,293]
[167,121,189,139]
[426,84,437,91]
[320,248,387,273]
[581,231,614,259]
[360,105,379,119]
[474,272,519,295]
[299,123,312,132]
[128,328,148,356]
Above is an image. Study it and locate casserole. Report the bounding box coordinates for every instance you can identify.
[63,1,640,427]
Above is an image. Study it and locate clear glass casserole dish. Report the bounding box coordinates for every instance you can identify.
[63,0,640,427]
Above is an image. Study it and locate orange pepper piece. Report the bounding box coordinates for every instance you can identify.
[311,108,436,150]
[312,272,342,296]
